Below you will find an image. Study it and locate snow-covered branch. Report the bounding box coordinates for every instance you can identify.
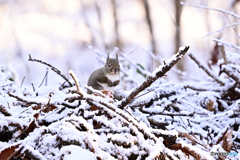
[119,46,190,109]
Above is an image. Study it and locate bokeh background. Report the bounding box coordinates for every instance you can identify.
[0,0,240,88]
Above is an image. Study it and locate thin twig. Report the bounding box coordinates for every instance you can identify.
[28,54,73,87]
[134,89,155,100]
[213,38,240,51]
[31,83,35,92]
[181,2,240,19]
[58,81,67,90]
[188,53,225,85]
[202,23,240,39]
[45,68,48,86]
[185,85,222,92]
[20,76,25,87]
[39,69,48,88]
[223,14,240,40]
[145,110,195,117]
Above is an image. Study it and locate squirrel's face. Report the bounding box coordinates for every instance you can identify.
[105,59,120,75]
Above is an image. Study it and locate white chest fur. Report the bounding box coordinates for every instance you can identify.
[97,73,120,91]
[106,73,120,82]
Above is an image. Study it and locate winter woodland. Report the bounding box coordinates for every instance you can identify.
[0,0,240,160]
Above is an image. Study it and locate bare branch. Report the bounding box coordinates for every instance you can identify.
[39,69,48,88]
[31,83,35,92]
[28,54,73,87]
[202,23,240,39]
[188,53,225,85]
[184,85,222,92]
[20,76,25,87]
[181,2,240,19]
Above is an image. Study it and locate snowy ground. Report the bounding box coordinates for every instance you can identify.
[0,1,240,160]
[0,45,240,159]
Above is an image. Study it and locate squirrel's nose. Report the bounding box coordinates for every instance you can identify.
[114,68,117,73]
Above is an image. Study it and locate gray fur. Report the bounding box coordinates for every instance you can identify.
[87,54,120,94]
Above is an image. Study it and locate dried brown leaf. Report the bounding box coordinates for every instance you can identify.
[0,144,21,160]
[210,127,228,146]
[42,105,58,113]
[178,132,197,145]
[91,90,114,111]
[222,128,233,152]
[207,99,215,111]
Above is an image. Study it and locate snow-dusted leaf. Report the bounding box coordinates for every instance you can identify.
[222,128,233,152]
[0,143,21,160]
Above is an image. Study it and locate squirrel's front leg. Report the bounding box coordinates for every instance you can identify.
[112,80,120,86]
[106,78,114,87]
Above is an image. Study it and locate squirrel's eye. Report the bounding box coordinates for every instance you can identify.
[108,64,111,67]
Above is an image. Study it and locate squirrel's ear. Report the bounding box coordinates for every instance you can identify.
[106,52,109,62]
[116,53,118,60]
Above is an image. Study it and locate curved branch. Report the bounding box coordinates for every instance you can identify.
[28,54,73,87]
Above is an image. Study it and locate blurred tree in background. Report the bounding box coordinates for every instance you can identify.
[0,0,239,85]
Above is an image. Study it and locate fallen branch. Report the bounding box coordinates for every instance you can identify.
[8,93,77,109]
[119,46,190,109]
[188,53,225,85]
[144,110,195,117]
[221,65,240,85]
[28,54,73,87]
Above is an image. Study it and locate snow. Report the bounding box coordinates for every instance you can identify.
[59,145,97,160]
[151,46,187,77]
[0,1,240,159]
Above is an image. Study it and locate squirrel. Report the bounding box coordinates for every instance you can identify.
[87,53,120,94]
